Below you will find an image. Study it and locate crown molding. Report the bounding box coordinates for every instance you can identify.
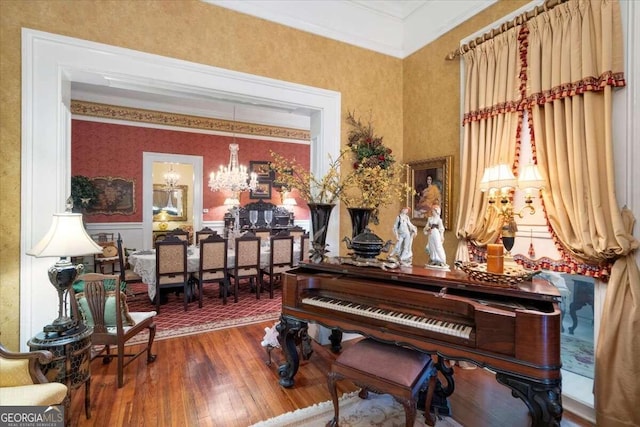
[71,100,311,141]
[205,0,497,58]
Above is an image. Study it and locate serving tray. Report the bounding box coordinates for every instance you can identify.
[455,261,540,288]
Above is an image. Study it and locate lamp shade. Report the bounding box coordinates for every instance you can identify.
[479,166,496,192]
[518,163,545,190]
[27,213,103,258]
[489,163,517,191]
[224,197,240,207]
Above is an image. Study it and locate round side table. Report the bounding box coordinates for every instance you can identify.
[28,325,93,421]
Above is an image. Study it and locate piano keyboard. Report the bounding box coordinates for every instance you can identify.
[302,296,473,339]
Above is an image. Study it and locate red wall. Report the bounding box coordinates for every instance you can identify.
[71,120,310,222]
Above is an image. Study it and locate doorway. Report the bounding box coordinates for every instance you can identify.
[20,28,341,347]
[144,153,203,248]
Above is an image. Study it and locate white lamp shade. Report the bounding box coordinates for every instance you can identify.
[282,197,297,207]
[27,213,103,258]
[224,197,240,207]
[489,163,517,191]
[518,163,545,190]
[479,166,496,192]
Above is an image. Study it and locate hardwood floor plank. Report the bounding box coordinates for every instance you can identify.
[70,320,593,427]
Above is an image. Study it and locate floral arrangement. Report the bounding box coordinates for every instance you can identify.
[270,111,413,223]
[269,150,348,205]
[342,111,413,223]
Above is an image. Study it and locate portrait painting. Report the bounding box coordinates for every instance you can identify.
[407,156,452,229]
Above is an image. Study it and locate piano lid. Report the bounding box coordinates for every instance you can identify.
[296,260,561,302]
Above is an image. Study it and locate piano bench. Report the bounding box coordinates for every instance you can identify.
[327,338,437,427]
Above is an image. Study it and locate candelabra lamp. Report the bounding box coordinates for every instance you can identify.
[480,163,544,257]
[26,199,103,336]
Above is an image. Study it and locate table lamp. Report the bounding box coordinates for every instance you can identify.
[26,199,103,336]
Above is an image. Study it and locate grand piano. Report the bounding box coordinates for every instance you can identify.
[277,261,563,427]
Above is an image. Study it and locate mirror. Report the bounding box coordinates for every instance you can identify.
[153,184,188,221]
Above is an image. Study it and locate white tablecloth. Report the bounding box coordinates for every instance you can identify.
[129,244,299,300]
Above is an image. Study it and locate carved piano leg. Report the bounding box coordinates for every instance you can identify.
[276,315,306,388]
[329,329,343,353]
[496,373,562,427]
[298,326,314,360]
[432,356,455,416]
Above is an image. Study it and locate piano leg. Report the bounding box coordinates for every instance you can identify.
[277,315,306,388]
[419,356,454,416]
[496,373,562,427]
[329,329,343,353]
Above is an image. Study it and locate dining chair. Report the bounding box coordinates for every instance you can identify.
[254,228,271,247]
[155,236,191,312]
[300,232,310,264]
[73,273,157,388]
[289,225,306,241]
[196,227,217,245]
[91,232,118,274]
[192,234,229,305]
[228,232,261,303]
[261,234,294,298]
[116,233,142,287]
[168,228,190,245]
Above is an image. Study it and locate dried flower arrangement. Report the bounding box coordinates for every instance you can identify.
[341,111,413,223]
[270,111,413,224]
[269,150,348,205]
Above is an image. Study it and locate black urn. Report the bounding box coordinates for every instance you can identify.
[343,228,392,259]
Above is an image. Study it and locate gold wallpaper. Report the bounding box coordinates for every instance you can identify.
[0,0,525,347]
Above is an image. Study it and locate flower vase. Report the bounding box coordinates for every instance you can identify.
[347,207,374,238]
[308,203,335,263]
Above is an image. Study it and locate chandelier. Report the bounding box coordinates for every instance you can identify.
[164,164,180,189]
[208,143,258,193]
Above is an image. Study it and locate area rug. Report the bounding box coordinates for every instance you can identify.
[125,282,281,344]
[561,334,594,379]
[250,391,462,427]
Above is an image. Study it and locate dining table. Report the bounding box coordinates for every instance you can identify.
[128,243,300,301]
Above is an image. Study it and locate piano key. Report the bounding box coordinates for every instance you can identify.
[302,296,472,339]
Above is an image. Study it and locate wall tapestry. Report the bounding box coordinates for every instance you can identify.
[87,177,135,215]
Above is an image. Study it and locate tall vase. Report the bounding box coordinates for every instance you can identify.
[308,203,335,263]
[347,207,374,237]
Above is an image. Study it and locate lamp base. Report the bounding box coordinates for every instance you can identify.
[43,259,85,336]
[43,316,80,335]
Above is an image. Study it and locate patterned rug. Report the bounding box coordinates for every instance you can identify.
[250,391,463,427]
[125,282,281,344]
[561,334,594,379]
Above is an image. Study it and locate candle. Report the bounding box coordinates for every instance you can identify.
[487,244,503,256]
[486,244,504,273]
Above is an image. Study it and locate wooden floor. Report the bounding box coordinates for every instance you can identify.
[70,320,594,427]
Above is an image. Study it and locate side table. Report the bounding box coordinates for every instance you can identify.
[28,326,93,421]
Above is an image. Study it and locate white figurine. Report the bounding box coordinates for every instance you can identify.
[424,205,449,269]
[389,207,418,266]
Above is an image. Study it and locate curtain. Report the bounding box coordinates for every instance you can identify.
[526,1,638,425]
[455,27,521,261]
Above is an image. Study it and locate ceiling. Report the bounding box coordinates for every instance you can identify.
[72,0,497,129]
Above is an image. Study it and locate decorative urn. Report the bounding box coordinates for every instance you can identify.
[343,228,392,259]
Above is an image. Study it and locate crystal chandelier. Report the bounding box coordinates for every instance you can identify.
[208,143,258,193]
[164,164,180,189]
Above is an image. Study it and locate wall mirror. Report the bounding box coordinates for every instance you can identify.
[153,184,188,221]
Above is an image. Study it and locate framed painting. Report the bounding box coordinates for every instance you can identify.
[87,177,135,215]
[250,180,272,199]
[249,160,274,180]
[407,156,452,229]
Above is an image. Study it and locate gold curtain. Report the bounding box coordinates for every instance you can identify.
[526,1,638,425]
[455,27,521,261]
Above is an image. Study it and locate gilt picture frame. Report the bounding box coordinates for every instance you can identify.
[407,156,452,229]
[250,180,272,199]
[249,160,275,180]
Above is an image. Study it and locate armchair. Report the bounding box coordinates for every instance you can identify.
[0,343,69,422]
